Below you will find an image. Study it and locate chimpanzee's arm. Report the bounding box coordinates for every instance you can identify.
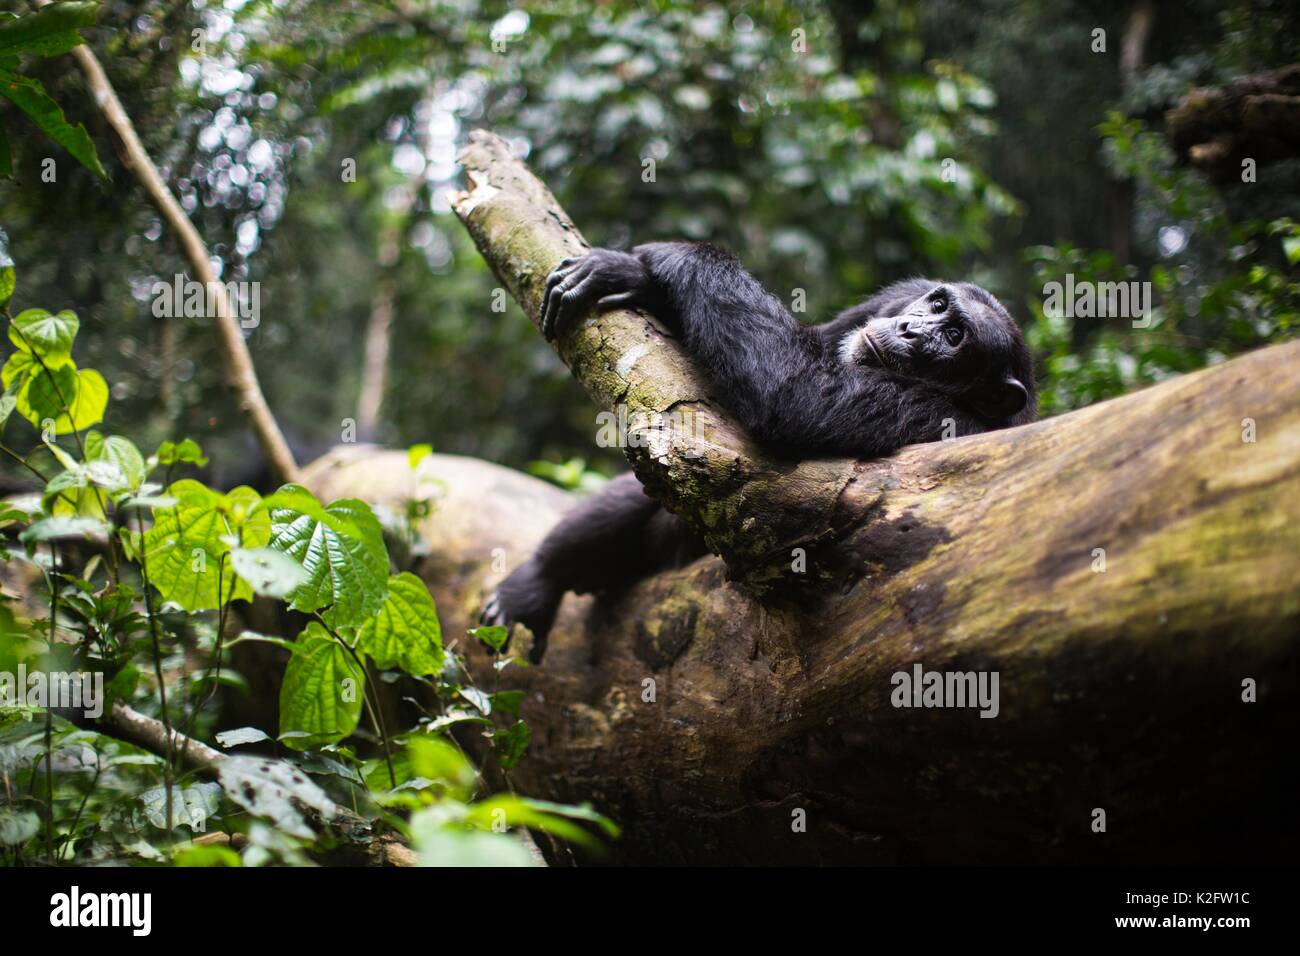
[541,242,960,458]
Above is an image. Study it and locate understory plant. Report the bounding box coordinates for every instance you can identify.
[0,248,613,865]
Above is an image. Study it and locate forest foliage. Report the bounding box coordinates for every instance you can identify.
[0,0,1296,865]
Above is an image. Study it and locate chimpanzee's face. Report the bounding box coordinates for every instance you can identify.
[841,282,1034,422]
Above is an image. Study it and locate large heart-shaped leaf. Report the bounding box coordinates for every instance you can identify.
[353,572,443,676]
[266,485,389,625]
[278,622,365,751]
[8,308,77,363]
[86,432,146,490]
[10,360,106,434]
[142,481,269,611]
[56,367,107,433]
[10,355,72,423]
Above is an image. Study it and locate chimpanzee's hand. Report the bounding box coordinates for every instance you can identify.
[539,248,651,342]
[479,558,559,664]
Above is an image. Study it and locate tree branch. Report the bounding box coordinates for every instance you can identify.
[451,130,859,591]
[108,700,224,772]
[106,701,423,865]
[56,11,299,485]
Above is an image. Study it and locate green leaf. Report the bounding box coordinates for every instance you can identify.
[464,794,619,846]
[294,752,363,784]
[42,435,77,471]
[469,624,509,652]
[406,736,476,798]
[118,493,176,511]
[18,514,108,543]
[173,844,242,867]
[362,752,412,791]
[493,719,531,769]
[409,819,536,867]
[86,432,145,490]
[229,546,309,599]
[0,501,28,527]
[0,348,32,395]
[0,69,106,180]
[42,455,129,517]
[154,437,208,467]
[12,361,106,434]
[277,622,364,751]
[422,710,494,732]
[227,630,300,655]
[9,307,77,362]
[0,2,98,59]
[163,478,223,511]
[0,807,39,846]
[215,753,338,839]
[142,481,270,611]
[139,782,221,831]
[14,358,74,424]
[266,485,389,624]
[491,689,524,717]
[458,686,491,715]
[103,664,139,709]
[353,572,443,676]
[62,367,107,432]
[407,442,433,469]
[1282,234,1300,266]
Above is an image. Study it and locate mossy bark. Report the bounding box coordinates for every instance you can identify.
[451,130,858,591]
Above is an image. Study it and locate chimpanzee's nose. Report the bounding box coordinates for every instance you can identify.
[897,320,919,339]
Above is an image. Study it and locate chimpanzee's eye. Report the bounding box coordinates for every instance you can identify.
[943,325,964,346]
[930,295,948,314]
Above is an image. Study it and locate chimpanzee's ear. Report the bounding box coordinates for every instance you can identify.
[966,376,1029,420]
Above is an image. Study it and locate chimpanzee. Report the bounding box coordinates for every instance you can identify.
[482,242,1036,662]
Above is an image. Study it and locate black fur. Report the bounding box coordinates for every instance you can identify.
[485,242,1036,662]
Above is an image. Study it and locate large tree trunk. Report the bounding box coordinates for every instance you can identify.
[301,132,1298,864]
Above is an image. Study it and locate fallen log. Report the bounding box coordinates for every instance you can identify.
[300,131,1298,864]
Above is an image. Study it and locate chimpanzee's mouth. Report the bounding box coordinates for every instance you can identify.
[861,333,892,371]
